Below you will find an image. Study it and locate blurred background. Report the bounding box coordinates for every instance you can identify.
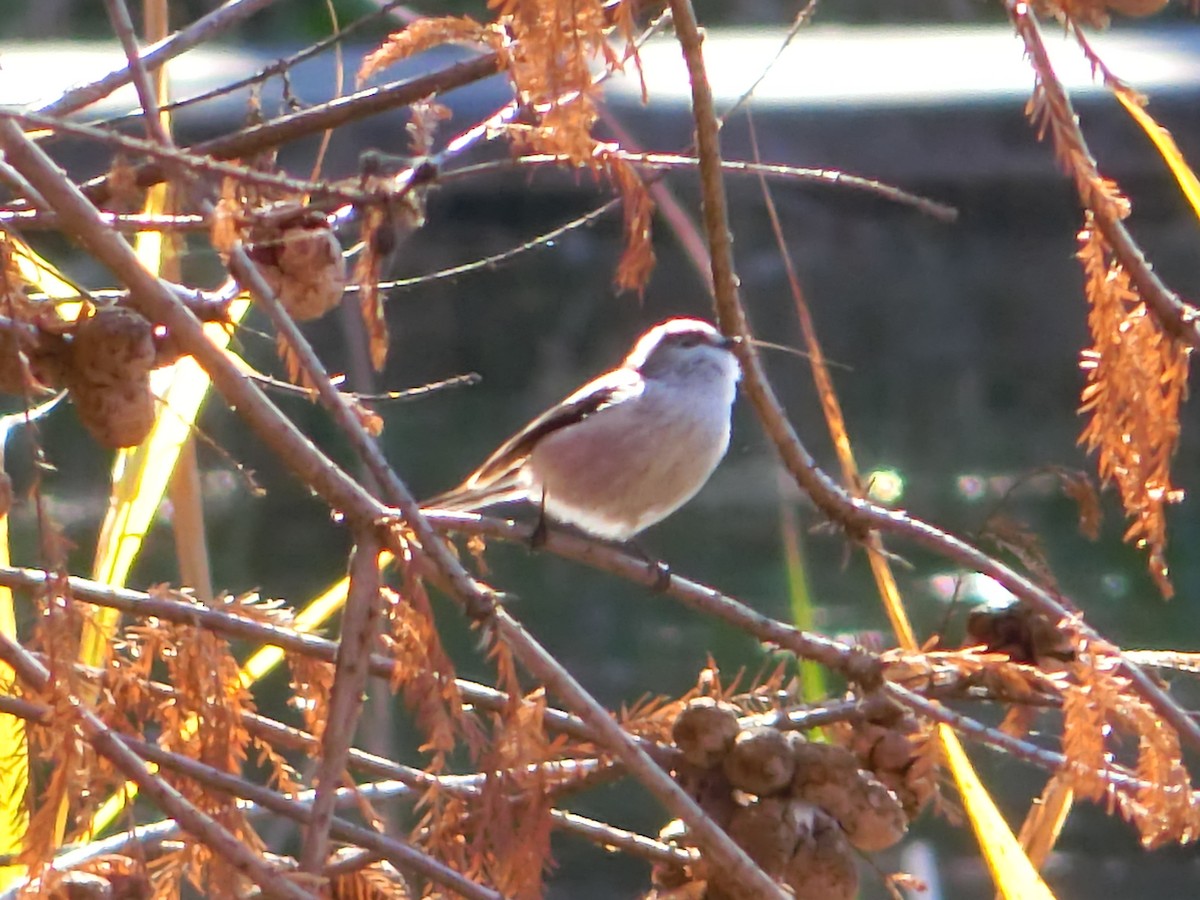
[3,1,1200,897]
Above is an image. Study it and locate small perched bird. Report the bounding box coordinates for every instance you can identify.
[426,317,741,542]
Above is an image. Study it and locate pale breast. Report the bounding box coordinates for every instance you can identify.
[527,379,733,540]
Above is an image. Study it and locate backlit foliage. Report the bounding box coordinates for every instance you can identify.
[1012,0,1194,596]
[360,0,655,294]
[0,1,1197,899]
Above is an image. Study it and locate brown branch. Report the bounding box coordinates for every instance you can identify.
[0,633,313,900]
[432,513,862,675]
[441,153,957,221]
[37,0,288,117]
[0,210,209,232]
[10,111,371,207]
[70,55,503,209]
[885,684,1152,796]
[300,535,383,874]
[102,0,173,148]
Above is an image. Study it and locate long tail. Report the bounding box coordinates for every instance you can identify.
[421,475,528,513]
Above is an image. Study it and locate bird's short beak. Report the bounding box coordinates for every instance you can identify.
[720,334,742,350]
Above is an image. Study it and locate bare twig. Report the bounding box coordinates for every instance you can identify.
[102,0,173,147]
[89,1,413,130]
[440,152,957,221]
[38,0,287,118]
[70,56,504,209]
[300,535,383,874]
[9,111,371,207]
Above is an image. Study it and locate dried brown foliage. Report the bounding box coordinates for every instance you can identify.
[1013,2,1192,596]
[2,1,1200,898]
[361,1,656,294]
[1077,221,1188,596]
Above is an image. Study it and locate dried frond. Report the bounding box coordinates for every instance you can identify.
[1061,646,1200,845]
[978,514,1057,590]
[600,150,656,292]
[473,689,561,899]
[289,652,336,743]
[1060,671,1109,802]
[354,206,391,373]
[1051,466,1103,540]
[1076,219,1189,596]
[380,580,472,765]
[331,858,414,899]
[408,99,453,159]
[359,16,492,84]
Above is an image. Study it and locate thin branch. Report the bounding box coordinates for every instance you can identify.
[300,535,383,874]
[102,0,172,147]
[87,1,413,131]
[885,684,1150,795]
[441,152,957,221]
[72,56,503,209]
[9,111,371,208]
[0,209,209,232]
[344,199,621,295]
[37,0,288,118]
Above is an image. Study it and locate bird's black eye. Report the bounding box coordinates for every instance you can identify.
[678,334,702,348]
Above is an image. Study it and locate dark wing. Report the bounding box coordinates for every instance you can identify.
[464,367,644,489]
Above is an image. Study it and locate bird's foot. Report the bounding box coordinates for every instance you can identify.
[649,558,672,592]
[529,511,549,549]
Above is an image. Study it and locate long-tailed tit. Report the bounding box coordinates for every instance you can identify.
[426,318,741,541]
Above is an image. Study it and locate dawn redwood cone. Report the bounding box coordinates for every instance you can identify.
[250,223,347,322]
[66,307,158,448]
[722,726,796,797]
[672,698,740,770]
[790,737,908,852]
